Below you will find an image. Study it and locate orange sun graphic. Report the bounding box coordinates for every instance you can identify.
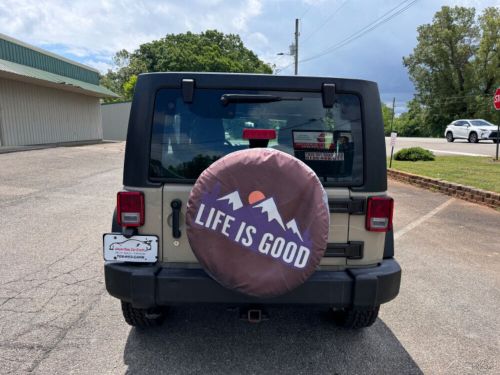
[248,190,266,205]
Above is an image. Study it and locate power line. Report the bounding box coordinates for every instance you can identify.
[420,94,497,105]
[300,0,419,65]
[274,19,300,75]
[276,1,347,75]
[301,0,349,43]
[277,0,418,74]
[299,3,313,19]
[385,94,495,110]
[426,93,493,100]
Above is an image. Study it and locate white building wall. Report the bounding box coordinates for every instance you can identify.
[0,77,102,146]
[101,101,131,141]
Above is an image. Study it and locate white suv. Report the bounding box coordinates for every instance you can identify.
[445,119,499,143]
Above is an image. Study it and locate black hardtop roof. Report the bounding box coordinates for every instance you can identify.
[136,72,378,93]
[124,71,387,192]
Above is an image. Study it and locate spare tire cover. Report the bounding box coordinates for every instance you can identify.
[186,148,329,298]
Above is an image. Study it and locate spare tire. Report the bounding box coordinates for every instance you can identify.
[186,148,329,298]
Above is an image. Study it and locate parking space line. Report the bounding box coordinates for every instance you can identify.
[395,198,455,240]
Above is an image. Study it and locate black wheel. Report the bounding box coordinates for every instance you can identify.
[493,139,500,144]
[446,132,454,142]
[121,301,167,328]
[332,306,380,329]
[468,132,478,143]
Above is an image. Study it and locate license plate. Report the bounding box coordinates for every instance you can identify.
[103,234,158,263]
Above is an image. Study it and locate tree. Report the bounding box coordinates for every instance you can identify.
[394,99,428,137]
[470,7,500,124]
[474,7,500,96]
[403,6,500,136]
[381,102,394,135]
[101,30,273,102]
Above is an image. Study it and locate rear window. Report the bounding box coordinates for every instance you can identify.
[150,89,363,185]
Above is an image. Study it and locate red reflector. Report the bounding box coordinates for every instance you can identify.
[366,196,394,232]
[117,191,145,227]
[242,129,276,140]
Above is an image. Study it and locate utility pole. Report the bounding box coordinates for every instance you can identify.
[389,97,396,168]
[294,18,299,75]
[277,19,300,75]
[390,97,396,133]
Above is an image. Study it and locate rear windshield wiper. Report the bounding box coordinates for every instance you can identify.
[220,94,303,106]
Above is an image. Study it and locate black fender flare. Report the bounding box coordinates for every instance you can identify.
[383,229,394,259]
[112,208,121,232]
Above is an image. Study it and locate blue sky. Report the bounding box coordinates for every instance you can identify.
[0,0,498,113]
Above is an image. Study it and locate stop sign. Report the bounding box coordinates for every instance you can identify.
[494,88,500,110]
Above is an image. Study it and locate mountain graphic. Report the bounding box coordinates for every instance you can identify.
[253,197,286,230]
[217,191,243,210]
[286,219,303,241]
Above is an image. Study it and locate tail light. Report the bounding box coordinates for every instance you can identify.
[117,191,144,227]
[366,196,393,232]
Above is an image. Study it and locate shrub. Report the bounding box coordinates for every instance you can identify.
[394,147,435,161]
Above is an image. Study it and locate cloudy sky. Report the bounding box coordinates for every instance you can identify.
[0,0,498,112]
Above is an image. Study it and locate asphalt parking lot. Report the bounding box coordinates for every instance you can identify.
[385,136,499,157]
[0,142,499,374]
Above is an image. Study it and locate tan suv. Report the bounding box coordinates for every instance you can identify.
[103,72,401,329]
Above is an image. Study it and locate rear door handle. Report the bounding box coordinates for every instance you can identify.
[170,199,182,238]
[328,198,366,214]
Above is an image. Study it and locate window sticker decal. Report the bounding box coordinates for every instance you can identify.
[293,131,335,150]
[305,152,344,161]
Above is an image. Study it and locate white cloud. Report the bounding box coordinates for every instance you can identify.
[65,47,93,58]
[82,59,114,72]
[246,31,269,50]
[302,0,327,4]
[0,0,268,72]
[1,0,496,98]
[232,0,262,31]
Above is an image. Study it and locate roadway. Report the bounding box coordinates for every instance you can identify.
[385,136,499,157]
[0,143,499,374]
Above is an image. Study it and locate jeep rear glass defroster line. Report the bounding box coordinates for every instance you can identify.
[149,89,364,185]
[220,94,303,106]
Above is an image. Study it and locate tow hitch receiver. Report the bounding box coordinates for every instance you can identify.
[247,309,262,323]
[239,306,268,323]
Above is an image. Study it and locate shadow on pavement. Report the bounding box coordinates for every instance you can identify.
[123,305,421,374]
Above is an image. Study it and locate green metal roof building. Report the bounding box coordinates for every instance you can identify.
[0,33,118,147]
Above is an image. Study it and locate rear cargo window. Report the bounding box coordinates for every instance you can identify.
[150,89,363,185]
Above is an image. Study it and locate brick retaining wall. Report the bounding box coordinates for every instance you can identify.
[387,169,500,209]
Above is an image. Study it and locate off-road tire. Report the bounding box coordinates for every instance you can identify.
[446,132,454,142]
[121,301,166,328]
[332,306,380,329]
[468,132,478,143]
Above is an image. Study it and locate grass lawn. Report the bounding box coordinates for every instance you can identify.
[389,156,500,193]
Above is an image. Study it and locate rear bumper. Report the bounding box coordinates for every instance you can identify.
[105,259,401,309]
